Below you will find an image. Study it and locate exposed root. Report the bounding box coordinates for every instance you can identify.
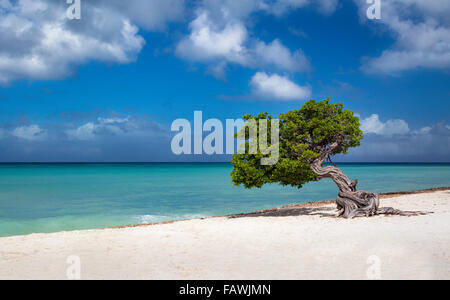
[335,190,427,219]
[336,190,378,218]
[310,140,427,219]
[376,207,428,217]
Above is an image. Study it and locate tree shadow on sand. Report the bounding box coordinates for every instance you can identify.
[228,206,338,219]
[226,187,447,220]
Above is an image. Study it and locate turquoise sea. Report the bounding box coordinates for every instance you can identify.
[0,163,449,237]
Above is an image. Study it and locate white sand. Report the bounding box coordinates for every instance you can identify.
[0,190,449,280]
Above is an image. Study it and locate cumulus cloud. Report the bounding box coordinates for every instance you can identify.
[0,0,185,84]
[66,122,96,141]
[175,11,248,64]
[111,0,185,31]
[177,0,450,76]
[250,72,312,100]
[66,116,145,141]
[175,0,318,78]
[360,114,410,135]
[344,113,450,162]
[412,126,432,135]
[0,0,332,83]
[11,125,47,141]
[253,39,310,72]
[0,112,171,162]
[356,0,450,74]
[344,122,450,162]
[176,11,310,76]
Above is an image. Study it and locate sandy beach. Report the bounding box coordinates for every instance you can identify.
[0,188,449,280]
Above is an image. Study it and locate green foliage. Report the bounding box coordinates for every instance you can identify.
[231,98,363,189]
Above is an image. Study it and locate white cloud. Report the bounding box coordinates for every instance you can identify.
[0,113,171,161]
[66,122,96,141]
[175,11,248,64]
[268,0,338,16]
[112,0,185,31]
[98,116,131,125]
[176,10,310,76]
[66,116,143,141]
[12,125,47,141]
[357,0,450,74]
[0,0,341,84]
[360,114,410,135]
[412,126,432,135]
[344,122,450,162]
[250,72,312,100]
[253,39,310,72]
[0,0,333,83]
[0,0,186,84]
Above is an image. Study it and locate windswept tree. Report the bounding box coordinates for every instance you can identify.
[231,98,421,218]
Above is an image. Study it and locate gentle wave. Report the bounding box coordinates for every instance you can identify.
[133,214,207,224]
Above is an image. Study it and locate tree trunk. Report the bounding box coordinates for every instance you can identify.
[310,142,424,218]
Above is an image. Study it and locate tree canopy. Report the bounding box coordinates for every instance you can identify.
[231,98,363,189]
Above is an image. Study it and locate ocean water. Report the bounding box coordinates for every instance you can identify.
[0,163,449,237]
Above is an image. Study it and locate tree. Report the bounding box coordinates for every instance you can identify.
[231,98,421,218]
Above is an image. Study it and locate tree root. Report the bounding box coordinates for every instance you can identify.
[376,207,428,217]
[309,140,428,219]
[336,190,427,219]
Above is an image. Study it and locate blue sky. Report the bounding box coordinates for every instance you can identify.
[0,0,449,162]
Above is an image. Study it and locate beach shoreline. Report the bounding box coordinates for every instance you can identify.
[107,186,450,230]
[0,187,449,280]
